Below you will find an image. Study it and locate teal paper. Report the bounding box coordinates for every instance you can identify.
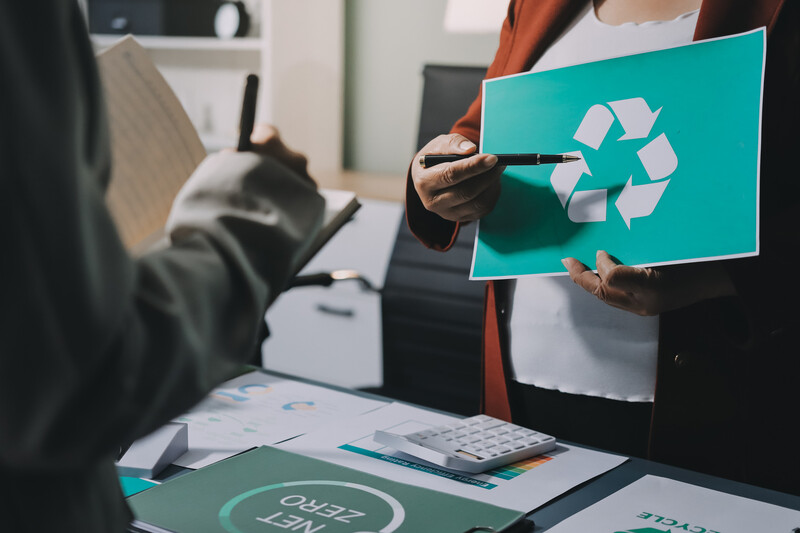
[472,29,764,279]
[120,476,158,497]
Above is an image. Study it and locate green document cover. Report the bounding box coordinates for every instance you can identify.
[128,446,526,532]
[472,29,765,279]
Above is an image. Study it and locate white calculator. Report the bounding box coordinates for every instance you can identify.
[373,414,556,473]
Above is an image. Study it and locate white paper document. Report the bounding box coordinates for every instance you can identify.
[277,402,628,513]
[172,371,386,468]
[546,475,800,533]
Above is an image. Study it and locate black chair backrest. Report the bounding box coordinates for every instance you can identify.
[380,64,487,416]
[416,64,487,151]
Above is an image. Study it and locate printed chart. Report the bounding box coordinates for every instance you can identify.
[173,371,386,468]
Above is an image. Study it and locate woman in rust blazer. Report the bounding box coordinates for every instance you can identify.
[406,0,798,494]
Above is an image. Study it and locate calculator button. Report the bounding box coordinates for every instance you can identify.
[476,420,505,431]
[521,437,540,446]
[495,445,511,454]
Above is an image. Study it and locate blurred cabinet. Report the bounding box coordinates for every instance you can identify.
[90,0,343,176]
[261,197,404,389]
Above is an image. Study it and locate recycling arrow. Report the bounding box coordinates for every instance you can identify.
[637,133,678,181]
[573,104,615,149]
[550,150,590,208]
[608,97,662,140]
[569,188,608,223]
[615,176,670,229]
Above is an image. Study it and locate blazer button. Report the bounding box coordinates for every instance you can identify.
[674,353,691,369]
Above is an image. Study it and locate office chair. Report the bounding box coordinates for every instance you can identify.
[379,64,488,416]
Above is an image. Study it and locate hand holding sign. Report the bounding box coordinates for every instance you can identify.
[562,250,736,316]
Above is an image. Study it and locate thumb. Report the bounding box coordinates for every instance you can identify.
[605,266,658,292]
[447,133,477,155]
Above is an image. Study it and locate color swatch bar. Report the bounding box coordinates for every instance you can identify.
[485,455,553,480]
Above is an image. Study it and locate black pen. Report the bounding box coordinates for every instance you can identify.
[419,153,580,168]
[236,73,259,151]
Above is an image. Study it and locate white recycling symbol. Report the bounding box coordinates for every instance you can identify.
[550,97,678,229]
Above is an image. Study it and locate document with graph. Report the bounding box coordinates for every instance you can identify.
[171,370,386,469]
[277,402,627,513]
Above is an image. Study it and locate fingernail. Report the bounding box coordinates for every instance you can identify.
[459,140,475,152]
[483,154,498,167]
[561,258,569,268]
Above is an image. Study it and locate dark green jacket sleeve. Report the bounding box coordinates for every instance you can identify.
[0,0,323,474]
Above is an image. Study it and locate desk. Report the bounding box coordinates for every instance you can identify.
[144,369,800,531]
[315,169,406,203]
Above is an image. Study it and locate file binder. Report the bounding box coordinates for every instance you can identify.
[127,446,531,532]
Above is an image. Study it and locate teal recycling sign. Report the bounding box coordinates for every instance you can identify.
[471,29,765,279]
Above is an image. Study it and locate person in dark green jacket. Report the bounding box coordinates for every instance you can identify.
[0,2,325,531]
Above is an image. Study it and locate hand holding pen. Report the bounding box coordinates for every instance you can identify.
[410,134,507,223]
[411,133,578,223]
[236,74,312,181]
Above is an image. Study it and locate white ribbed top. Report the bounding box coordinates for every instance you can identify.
[508,1,699,402]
